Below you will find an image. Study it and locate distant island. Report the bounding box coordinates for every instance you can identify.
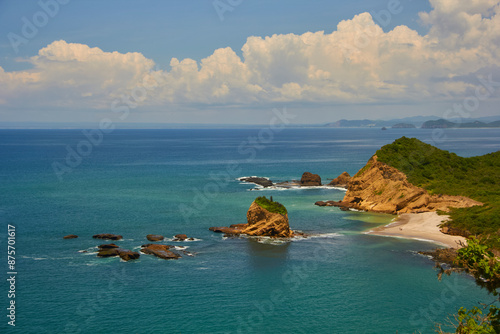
[391,123,416,128]
[421,119,500,128]
[324,116,500,128]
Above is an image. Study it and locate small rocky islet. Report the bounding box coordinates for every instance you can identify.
[209,196,306,239]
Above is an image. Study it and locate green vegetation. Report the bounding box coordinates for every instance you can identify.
[376,137,500,249]
[436,238,500,333]
[254,196,288,215]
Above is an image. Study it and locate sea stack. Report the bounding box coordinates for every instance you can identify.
[243,197,292,238]
[300,172,321,186]
[209,196,293,238]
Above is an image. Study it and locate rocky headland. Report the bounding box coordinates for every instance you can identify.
[318,155,482,214]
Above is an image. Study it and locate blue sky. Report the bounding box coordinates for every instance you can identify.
[1,0,499,124]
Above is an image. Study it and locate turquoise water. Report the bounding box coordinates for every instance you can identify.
[1,128,499,333]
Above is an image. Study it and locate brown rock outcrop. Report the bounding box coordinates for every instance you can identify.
[63,234,78,239]
[173,234,187,241]
[209,226,244,235]
[300,172,321,186]
[334,155,482,214]
[141,244,180,260]
[209,198,294,238]
[97,244,140,261]
[243,202,293,238]
[147,234,164,241]
[328,172,351,188]
[117,250,141,261]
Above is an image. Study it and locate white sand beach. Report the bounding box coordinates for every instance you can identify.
[367,211,466,248]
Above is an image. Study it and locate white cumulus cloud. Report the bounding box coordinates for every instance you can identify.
[1,0,500,113]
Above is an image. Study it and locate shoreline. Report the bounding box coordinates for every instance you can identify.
[365,211,466,248]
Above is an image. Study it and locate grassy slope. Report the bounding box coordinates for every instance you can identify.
[254,196,288,215]
[375,137,500,248]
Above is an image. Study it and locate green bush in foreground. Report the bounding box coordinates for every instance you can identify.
[254,196,287,215]
[436,238,500,333]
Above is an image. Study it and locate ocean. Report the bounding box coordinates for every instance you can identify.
[1,127,499,334]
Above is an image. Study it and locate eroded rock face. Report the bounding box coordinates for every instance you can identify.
[140,244,180,260]
[242,202,292,238]
[328,172,351,188]
[300,172,321,186]
[92,233,123,240]
[335,156,482,214]
[209,199,293,238]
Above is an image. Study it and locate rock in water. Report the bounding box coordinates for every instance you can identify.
[118,250,140,261]
[63,234,78,239]
[209,197,294,238]
[92,233,123,240]
[328,172,351,188]
[140,244,180,260]
[173,234,187,241]
[146,234,164,241]
[300,172,321,186]
[239,177,273,187]
[98,243,119,249]
[243,200,292,238]
[96,245,140,261]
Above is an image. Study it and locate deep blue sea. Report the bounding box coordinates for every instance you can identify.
[1,127,499,334]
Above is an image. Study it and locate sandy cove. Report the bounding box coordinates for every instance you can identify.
[366,211,466,249]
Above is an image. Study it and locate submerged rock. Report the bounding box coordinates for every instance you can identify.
[63,234,79,239]
[98,243,119,249]
[92,233,123,240]
[300,172,321,186]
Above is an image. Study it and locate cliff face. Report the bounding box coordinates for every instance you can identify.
[339,156,482,214]
[243,202,292,238]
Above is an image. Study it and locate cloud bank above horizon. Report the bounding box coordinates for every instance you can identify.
[1,0,500,119]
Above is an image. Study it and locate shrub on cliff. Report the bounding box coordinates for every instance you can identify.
[254,196,287,215]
